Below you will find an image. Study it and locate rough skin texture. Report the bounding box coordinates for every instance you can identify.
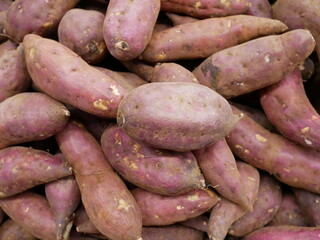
[0,219,37,240]
[246,0,272,18]
[142,225,204,240]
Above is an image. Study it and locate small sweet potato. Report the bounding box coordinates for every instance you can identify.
[74,206,100,234]
[117,82,240,152]
[246,0,272,18]
[142,225,204,240]
[166,13,198,26]
[151,63,198,83]
[193,29,315,99]
[131,188,219,226]
[121,60,154,82]
[180,214,209,232]
[0,219,37,240]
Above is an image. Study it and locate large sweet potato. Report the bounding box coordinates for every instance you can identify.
[0,219,37,240]
[142,225,204,240]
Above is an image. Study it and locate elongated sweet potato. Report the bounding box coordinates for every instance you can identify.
[151,63,198,83]
[226,105,320,194]
[141,15,287,62]
[117,82,240,152]
[246,0,272,18]
[180,214,209,232]
[0,92,69,149]
[58,9,108,64]
[131,188,219,226]
[0,219,37,240]
[0,191,57,240]
[166,13,198,26]
[0,146,72,198]
[103,0,160,60]
[142,225,204,240]
[56,120,142,240]
[193,29,315,99]
[74,206,100,234]
[228,173,282,237]
[101,125,205,195]
[193,138,251,210]
[23,34,128,118]
[4,0,79,42]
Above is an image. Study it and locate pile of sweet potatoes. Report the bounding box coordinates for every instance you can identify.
[0,0,320,239]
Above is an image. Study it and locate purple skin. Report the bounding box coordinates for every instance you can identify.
[260,68,320,150]
[0,0,12,11]
[194,138,251,210]
[242,226,320,240]
[293,188,320,226]
[117,72,148,87]
[131,188,219,226]
[121,60,155,82]
[103,0,160,60]
[0,219,37,240]
[228,173,282,237]
[0,11,7,42]
[101,125,205,196]
[4,0,79,42]
[142,225,204,240]
[226,105,320,194]
[246,0,272,18]
[192,29,315,99]
[45,175,81,240]
[0,39,17,55]
[0,192,57,240]
[180,214,209,232]
[166,13,198,26]
[117,82,240,152]
[160,0,250,18]
[141,15,287,62]
[23,34,128,118]
[0,146,72,198]
[207,161,260,240]
[74,205,100,234]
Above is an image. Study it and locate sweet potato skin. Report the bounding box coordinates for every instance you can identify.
[142,225,204,240]
[151,63,198,83]
[23,34,128,118]
[0,0,12,11]
[246,0,272,18]
[74,205,100,234]
[166,13,198,26]
[193,29,315,99]
[101,125,205,195]
[0,219,37,240]
[117,82,239,152]
[180,214,209,232]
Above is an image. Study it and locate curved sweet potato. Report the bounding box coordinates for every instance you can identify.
[0,219,37,240]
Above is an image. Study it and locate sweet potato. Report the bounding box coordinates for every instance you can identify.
[260,68,320,150]
[117,71,148,87]
[142,225,204,240]
[0,191,57,240]
[117,82,240,152]
[0,39,16,55]
[151,63,198,83]
[0,0,12,11]
[121,60,154,82]
[193,29,315,99]
[103,0,160,60]
[242,226,320,240]
[0,219,37,240]
[131,188,219,226]
[74,206,100,234]
[101,124,205,195]
[0,92,69,149]
[152,23,171,34]
[141,15,287,62]
[56,120,142,240]
[166,13,198,26]
[58,9,108,64]
[207,161,260,240]
[228,173,282,237]
[4,0,79,42]
[0,11,8,43]
[246,0,272,18]
[180,214,209,232]
[0,208,5,224]
[193,138,251,210]
[226,105,320,194]
[0,146,72,198]
[45,175,81,240]
[23,34,128,118]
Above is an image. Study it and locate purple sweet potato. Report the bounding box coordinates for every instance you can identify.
[242,226,320,240]
[0,92,70,149]
[246,0,272,18]
[74,206,100,234]
[117,82,240,152]
[260,68,320,150]
[207,161,260,240]
[131,188,219,226]
[160,0,250,18]
[0,191,57,240]
[56,120,142,240]
[101,124,205,195]
[23,34,128,118]
[193,29,315,99]
[166,13,198,26]
[226,105,320,194]
[45,175,81,240]
[58,9,108,64]
[228,173,282,237]
[152,23,171,34]
[193,138,251,210]
[121,60,154,82]
[0,0,12,12]
[142,225,204,240]
[103,0,160,60]
[4,0,79,42]
[140,15,287,62]
[151,63,198,83]
[0,219,37,240]
[0,39,16,55]
[180,214,209,232]
[0,146,72,198]
[117,71,148,87]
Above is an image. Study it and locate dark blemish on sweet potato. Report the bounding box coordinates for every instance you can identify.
[201,62,219,86]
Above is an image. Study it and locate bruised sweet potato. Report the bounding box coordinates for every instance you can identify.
[180,214,209,232]
[142,225,204,240]
[246,0,272,18]
[0,219,37,240]
[193,29,315,99]
[117,82,240,152]
[151,63,198,83]
[56,120,142,240]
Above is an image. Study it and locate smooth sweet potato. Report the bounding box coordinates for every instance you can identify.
[4,0,79,42]
[180,214,209,232]
[103,0,160,60]
[0,219,37,240]
[56,120,142,240]
[142,225,204,240]
[58,9,108,64]
[121,60,154,82]
[151,63,198,83]
[23,34,128,118]
[0,92,69,149]
[193,29,315,99]
[74,206,100,234]
[141,15,287,62]
[131,188,219,226]
[101,125,205,195]
[246,0,272,18]
[166,13,198,26]
[117,82,240,152]
[0,39,16,55]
